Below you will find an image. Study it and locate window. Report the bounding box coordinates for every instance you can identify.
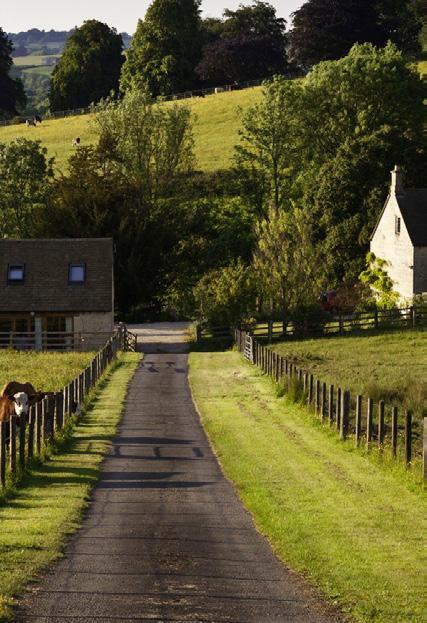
[69,263,86,284]
[7,264,25,283]
[395,216,401,235]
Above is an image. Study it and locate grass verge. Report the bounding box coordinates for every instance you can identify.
[189,350,425,623]
[0,351,140,621]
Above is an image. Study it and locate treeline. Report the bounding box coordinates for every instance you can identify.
[0,42,425,323]
[0,0,423,118]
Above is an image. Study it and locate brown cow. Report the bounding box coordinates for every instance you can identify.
[0,395,20,423]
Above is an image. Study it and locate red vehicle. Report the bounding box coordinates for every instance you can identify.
[319,291,338,313]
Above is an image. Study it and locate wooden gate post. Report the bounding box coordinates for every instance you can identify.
[0,422,6,487]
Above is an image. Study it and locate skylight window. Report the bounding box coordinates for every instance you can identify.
[7,264,25,283]
[69,263,86,284]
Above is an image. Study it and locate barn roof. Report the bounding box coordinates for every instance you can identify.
[0,238,113,314]
[397,190,427,247]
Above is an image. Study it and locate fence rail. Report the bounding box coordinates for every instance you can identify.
[0,324,133,490]
[242,306,425,341]
[234,328,425,472]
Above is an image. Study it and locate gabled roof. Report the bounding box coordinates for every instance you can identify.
[397,190,427,247]
[0,238,113,314]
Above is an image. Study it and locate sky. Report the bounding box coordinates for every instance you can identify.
[2,1,304,35]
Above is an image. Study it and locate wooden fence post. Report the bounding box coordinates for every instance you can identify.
[315,379,320,415]
[19,413,26,469]
[378,400,385,448]
[35,401,42,456]
[340,390,350,440]
[328,385,334,425]
[10,418,17,477]
[321,382,327,421]
[268,320,273,343]
[336,388,342,431]
[355,395,362,446]
[308,374,314,405]
[405,410,412,467]
[55,391,64,432]
[391,407,398,458]
[366,398,373,449]
[0,422,6,487]
[27,405,35,460]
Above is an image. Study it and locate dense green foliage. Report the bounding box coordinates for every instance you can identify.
[120,0,203,96]
[0,138,53,237]
[0,28,26,118]
[288,0,422,67]
[49,20,123,111]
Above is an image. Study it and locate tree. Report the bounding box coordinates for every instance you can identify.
[49,20,123,111]
[0,28,26,119]
[120,0,203,96]
[222,1,287,41]
[93,88,195,205]
[252,206,322,320]
[196,34,286,85]
[196,1,288,85]
[233,76,299,213]
[288,0,422,67]
[0,138,53,236]
[193,259,256,325]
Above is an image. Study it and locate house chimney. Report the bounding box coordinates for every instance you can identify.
[390,165,404,196]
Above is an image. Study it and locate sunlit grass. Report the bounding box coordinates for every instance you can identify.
[0,87,263,172]
[189,350,425,623]
[0,350,96,393]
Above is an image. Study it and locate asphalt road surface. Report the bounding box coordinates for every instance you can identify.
[17,325,341,623]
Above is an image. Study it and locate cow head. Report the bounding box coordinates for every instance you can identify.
[13,392,29,416]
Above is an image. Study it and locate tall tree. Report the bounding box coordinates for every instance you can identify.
[0,138,53,236]
[288,0,422,67]
[197,1,288,85]
[120,0,203,96]
[49,20,123,111]
[0,28,26,119]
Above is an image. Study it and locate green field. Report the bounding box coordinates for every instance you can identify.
[271,330,426,413]
[0,352,140,620]
[189,350,425,623]
[0,350,95,393]
[13,55,60,67]
[0,87,263,172]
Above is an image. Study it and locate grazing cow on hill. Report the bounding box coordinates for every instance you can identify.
[34,115,42,124]
[26,119,36,128]
[72,137,81,147]
[192,90,205,98]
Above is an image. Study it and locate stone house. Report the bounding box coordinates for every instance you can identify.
[0,238,114,350]
[370,166,427,302]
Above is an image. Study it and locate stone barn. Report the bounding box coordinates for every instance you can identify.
[0,238,114,350]
[370,166,427,302]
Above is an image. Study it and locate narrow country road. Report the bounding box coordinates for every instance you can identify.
[17,324,340,623]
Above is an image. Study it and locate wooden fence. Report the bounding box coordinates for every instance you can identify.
[0,325,135,490]
[243,306,426,342]
[235,329,424,471]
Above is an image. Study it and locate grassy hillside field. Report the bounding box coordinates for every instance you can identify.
[0,350,95,392]
[271,330,426,414]
[0,87,263,172]
[189,350,424,623]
